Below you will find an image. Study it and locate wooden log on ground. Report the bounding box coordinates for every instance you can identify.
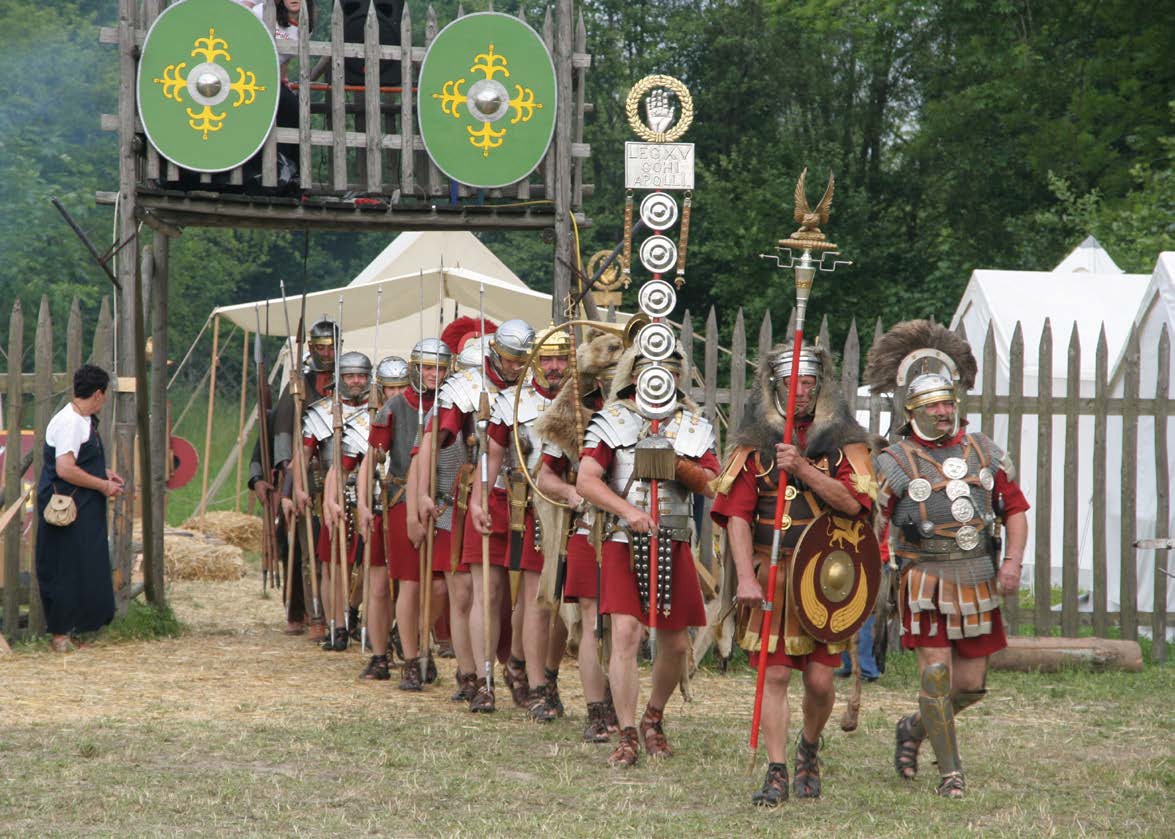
[989,636,1143,673]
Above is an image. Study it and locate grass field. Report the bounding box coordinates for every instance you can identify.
[2,559,1171,838]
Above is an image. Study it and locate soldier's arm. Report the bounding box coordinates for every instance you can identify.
[726,517,763,606]
[779,445,862,516]
[998,511,1028,595]
[537,459,580,508]
[576,456,652,532]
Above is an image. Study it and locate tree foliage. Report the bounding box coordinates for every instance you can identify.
[0,0,1171,368]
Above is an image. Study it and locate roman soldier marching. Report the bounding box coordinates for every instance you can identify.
[864,320,1028,799]
[302,349,373,651]
[273,316,338,639]
[711,342,880,805]
[535,329,626,741]
[468,324,571,720]
[357,342,452,686]
[574,345,719,767]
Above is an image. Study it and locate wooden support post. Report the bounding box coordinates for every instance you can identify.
[1005,322,1025,633]
[146,233,169,606]
[4,301,24,637]
[1061,324,1081,637]
[1033,319,1053,635]
[1120,326,1140,641]
[29,297,53,636]
[113,0,140,609]
[551,0,572,320]
[199,316,221,518]
[235,329,250,512]
[1092,326,1108,637]
[1152,325,1170,662]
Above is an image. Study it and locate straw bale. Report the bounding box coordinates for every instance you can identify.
[181,511,262,552]
[165,531,247,582]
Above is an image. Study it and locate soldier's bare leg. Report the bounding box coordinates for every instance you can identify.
[800,661,835,743]
[445,571,477,677]
[521,571,550,690]
[647,628,688,710]
[396,580,421,659]
[368,565,390,656]
[470,565,507,672]
[608,613,642,729]
[761,665,792,764]
[576,599,606,703]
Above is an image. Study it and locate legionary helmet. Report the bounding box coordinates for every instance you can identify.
[530,324,572,388]
[864,320,977,441]
[768,343,823,418]
[489,319,535,381]
[338,351,373,376]
[306,317,339,371]
[375,355,410,388]
[409,338,452,391]
[456,335,492,371]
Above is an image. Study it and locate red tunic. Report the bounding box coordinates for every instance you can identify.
[542,451,598,602]
[710,424,874,671]
[581,443,720,631]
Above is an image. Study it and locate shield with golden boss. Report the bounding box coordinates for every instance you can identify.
[788,512,882,644]
[418,12,557,189]
[137,0,279,172]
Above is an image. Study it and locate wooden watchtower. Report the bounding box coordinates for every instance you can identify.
[98,0,592,598]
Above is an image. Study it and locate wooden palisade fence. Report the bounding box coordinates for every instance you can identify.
[1,296,113,639]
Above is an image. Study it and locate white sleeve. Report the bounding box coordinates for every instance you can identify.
[46,409,91,459]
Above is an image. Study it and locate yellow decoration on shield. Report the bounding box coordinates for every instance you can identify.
[799,551,829,629]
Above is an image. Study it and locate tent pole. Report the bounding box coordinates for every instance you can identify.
[199,315,220,518]
[235,328,249,512]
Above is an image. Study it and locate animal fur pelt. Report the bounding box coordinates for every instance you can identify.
[731,342,871,463]
[534,331,625,459]
[863,319,977,394]
[440,316,497,355]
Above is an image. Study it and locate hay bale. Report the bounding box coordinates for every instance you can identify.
[165,531,247,582]
[181,511,262,553]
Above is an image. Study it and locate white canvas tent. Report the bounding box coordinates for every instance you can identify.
[1103,251,1175,615]
[947,238,1168,614]
[214,232,555,360]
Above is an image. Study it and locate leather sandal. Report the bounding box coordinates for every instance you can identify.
[451,671,477,703]
[937,771,965,799]
[603,685,620,733]
[639,705,673,759]
[544,667,565,718]
[398,658,423,691]
[503,657,528,708]
[608,727,640,768]
[751,762,789,807]
[792,735,822,798]
[525,685,558,722]
[424,655,438,685]
[360,654,391,681]
[583,702,611,743]
[894,714,924,781]
[469,678,496,713]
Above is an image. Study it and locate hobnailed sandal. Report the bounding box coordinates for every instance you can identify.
[360,654,391,681]
[321,628,349,652]
[451,671,478,703]
[639,705,673,759]
[894,714,924,781]
[347,607,361,641]
[469,678,496,713]
[503,657,528,708]
[525,685,558,722]
[544,667,565,718]
[937,771,966,799]
[389,624,404,662]
[751,762,789,807]
[792,735,822,799]
[398,658,423,691]
[424,655,438,685]
[608,727,640,768]
[603,687,620,734]
[583,702,611,743]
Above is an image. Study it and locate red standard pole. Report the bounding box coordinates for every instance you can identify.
[747,325,805,758]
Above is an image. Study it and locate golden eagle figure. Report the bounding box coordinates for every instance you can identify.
[780,167,838,250]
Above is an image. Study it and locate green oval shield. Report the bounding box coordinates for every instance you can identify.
[418,13,557,189]
[137,0,280,172]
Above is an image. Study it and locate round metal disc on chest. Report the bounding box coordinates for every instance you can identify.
[780,514,793,531]
[942,457,968,480]
[955,525,980,551]
[907,477,933,502]
[951,496,975,523]
[784,485,798,501]
[978,467,995,491]
[945,479,971,501]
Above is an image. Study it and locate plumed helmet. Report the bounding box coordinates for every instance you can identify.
[375,355,410,387]
[456,335,492,370]
[409,338,452,391]
[337,351,372,376]
[308,317,338,347]
[490,319,535,364]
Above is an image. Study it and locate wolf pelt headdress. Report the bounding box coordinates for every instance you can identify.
[731,341,870,465]
[863,320,977,435]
